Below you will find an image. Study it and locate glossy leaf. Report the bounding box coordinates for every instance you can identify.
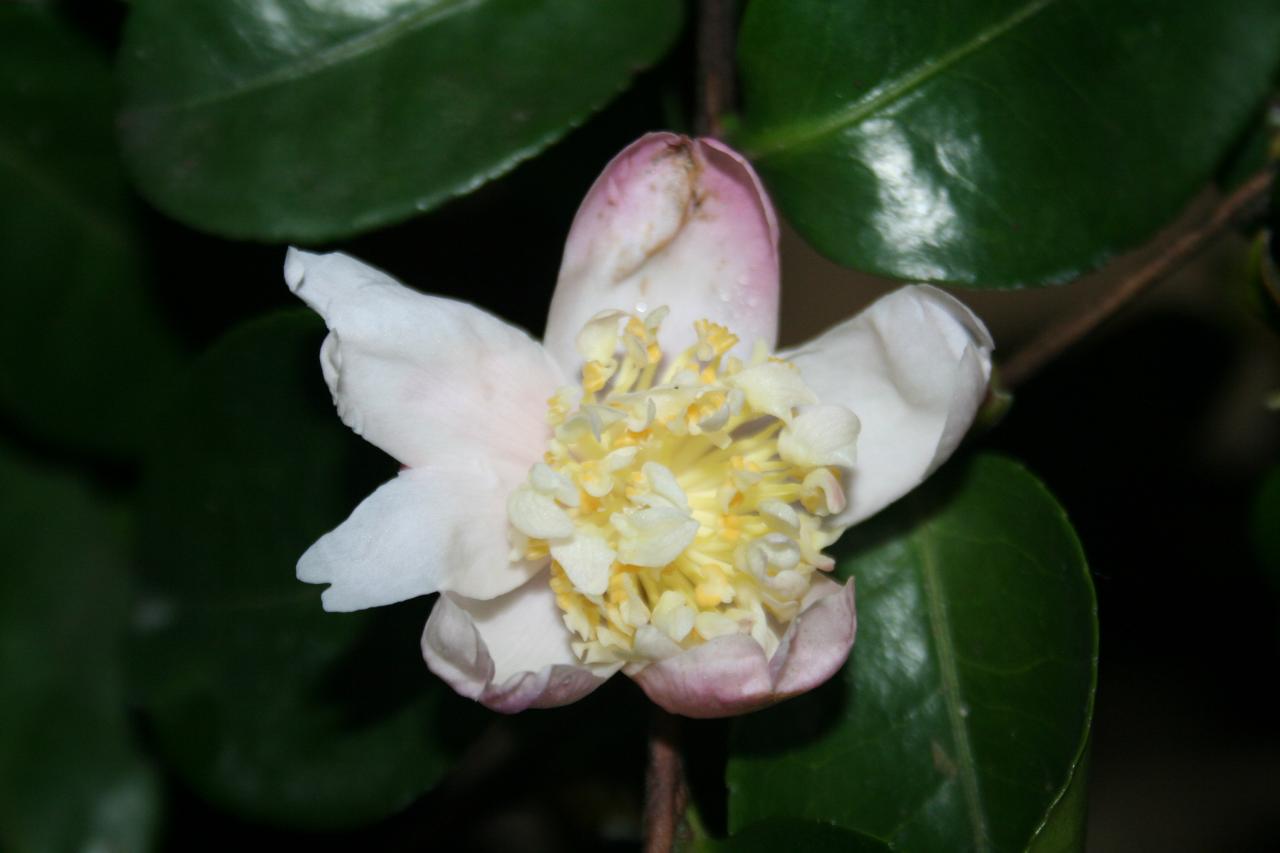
[0,4,182,455]
[117,0,682,241]
[735,0,1280,286]
[0,447,159,853]
[727,455,1097,852]
[709,819,890,853]
[1026,750,1091,853]
[133,311,479,828]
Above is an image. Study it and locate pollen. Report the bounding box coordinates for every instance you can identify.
[507,308,860,666]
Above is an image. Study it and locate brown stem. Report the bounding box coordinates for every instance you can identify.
[696,0,736,138]
[647,4,734,846]
[1001,169,1274,389]
[643,708,687,853]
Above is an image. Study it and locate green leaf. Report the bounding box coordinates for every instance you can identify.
[1215,108,1275,192]
[734,0,1280,287]
[0,4,183,456]
[133,310,479,829]
[117,0,682,241]
[1253,465,1280,589]
[1026,748,1090,853]
[727,455,1098,852]
[707,819,891,853]
[1244,217,1280,336]
[0,447,159,853]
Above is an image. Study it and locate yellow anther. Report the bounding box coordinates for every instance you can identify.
[509,307,852,666]
[614,430,647,448]
[695,581,730,609]
[695,319,739,360]
[583,360,612,393]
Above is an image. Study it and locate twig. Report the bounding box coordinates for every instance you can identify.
[1001,169,1274,389]
[640,5,736,849]
[643,708,687,853]
[696,0,736,138]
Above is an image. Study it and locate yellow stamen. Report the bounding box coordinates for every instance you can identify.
[507,308,848,665]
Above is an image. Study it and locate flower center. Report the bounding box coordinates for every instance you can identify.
[507,309,856,666]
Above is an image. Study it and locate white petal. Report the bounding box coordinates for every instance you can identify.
[550,532,616,596]
[651,590,696,643]
[726,362,818,423]
[298,459,539,611]
[626,576,857,718]
[633,624,685,660]
[747,533,801,574]
[421,572,619,713]
[507,485,574,540]
[614,507,700,568]
[529,462,579,507]
[783,285,993,529]
[543,134,780,372]
[575,310,626,363]
[801,468,847,516]
[285,249,563,468]
[777,405,861,468]
[694,611,741,641]
[642,461,689,512]
[758,498,799,531]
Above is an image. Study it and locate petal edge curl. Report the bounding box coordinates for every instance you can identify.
[285,248,563,469]
[783,285,994,530]
[422,572,619,713]
[299,460,541,611]
[543,133,780,373]
[627,577,856,718]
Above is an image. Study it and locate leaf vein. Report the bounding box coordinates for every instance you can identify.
[746,0,1061,159]
[918,526,991,851]
[131,0,481,114]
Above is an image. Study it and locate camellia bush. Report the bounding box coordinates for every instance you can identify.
[2,1,1278,851]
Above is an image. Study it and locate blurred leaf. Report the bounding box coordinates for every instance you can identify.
[0,447,159,853]
[707,818,890,853]
[1215,105,1275,192]
[1245,227,1280,334]
[735,0,1280,287]
[727,455,1097,852]
[0,4,183,456]
[133,310,479,829]
[1254,465,1280,589]
[1239,168,1280,332]
[117,0,682,241]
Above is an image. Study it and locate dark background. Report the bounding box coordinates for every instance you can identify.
[5,2,1279,850]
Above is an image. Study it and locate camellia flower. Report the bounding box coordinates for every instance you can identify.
[284,133,993,718]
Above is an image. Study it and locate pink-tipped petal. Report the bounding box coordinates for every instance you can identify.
[285,248,564,469]
[298,458,539,611]
[543,133,780,372]
[628,577,856,718]
[770,576,858,695]
[422,571,619,713]
[783,286,994,530]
